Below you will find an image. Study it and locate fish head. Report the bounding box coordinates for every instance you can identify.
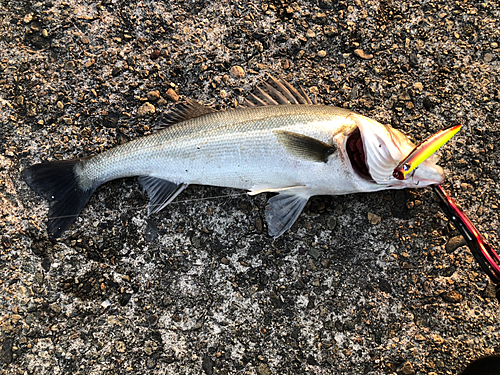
[346,114,444,189]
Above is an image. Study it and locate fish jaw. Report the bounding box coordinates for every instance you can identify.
[347,113,445,189]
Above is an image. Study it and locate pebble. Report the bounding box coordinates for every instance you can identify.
[324,25,338,37]
[327,216,337,230]
[312,13,327,24]
[147,90,160,102]
[397,362,415,375]
[137,102,155,117]
[306,29,316,38]
[367,212,381,225]
[445,235,466,253]
[413,82,423,91]
[317,50,327,58]
[484,53,493,62]
[354,49,374,60]
[115,341,126,353]
[442,290,463,303]
[26,102,37,117]
[230,65,245,79]
[165,88,179,102]
[482,283,497,299]
[257,363,271,375]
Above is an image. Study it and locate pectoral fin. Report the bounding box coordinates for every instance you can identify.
[138,176,187,215]
[275,130,336,163]
[265,193,310,238]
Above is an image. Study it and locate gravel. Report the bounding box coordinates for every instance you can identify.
[1,0,500,374]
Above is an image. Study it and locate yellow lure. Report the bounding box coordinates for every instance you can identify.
[393,124,462,180]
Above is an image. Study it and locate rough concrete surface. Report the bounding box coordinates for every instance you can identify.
[1,0,500,374]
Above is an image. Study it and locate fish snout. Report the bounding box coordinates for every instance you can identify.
[411,162,444,186]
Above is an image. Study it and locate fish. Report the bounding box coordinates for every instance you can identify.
[22,76,444,240]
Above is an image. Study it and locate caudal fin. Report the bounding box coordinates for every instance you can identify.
[22,159,96,239]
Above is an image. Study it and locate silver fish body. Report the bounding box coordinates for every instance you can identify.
[23,78,444,239]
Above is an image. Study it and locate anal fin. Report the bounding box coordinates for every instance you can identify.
[265,193,310,238]
[138,176,187,215]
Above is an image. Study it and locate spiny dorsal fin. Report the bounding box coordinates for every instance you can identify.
[242,76,317,107]
[274,130,336,163]
[155,99,217,130]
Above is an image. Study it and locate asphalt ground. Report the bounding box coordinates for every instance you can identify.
[1,0,499,374]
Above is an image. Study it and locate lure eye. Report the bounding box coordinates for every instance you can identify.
[403,163,410,172]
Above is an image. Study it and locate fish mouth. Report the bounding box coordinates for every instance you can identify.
[345,115,445,187]
[346,127,373,181]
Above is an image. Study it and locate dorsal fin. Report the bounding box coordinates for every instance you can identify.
[155,99,217,130]
[242,75,317,107]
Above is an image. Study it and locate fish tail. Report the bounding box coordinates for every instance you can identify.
[22,159,97,239]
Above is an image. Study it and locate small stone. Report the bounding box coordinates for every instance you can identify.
[317,50,327,58]
[306,29,316,38]
[327,216,337,230]
[50,303,62,313]
[491,42,498,49]
[144,340,157,355]
[309,248,321,260]
[354,49,373,60]
[137,102,156,117]
[147,90,161,102]
[414,333,425,341]
[229,65,245,79]
[0,338,13,365]
[63,117,73,125]
[26,102,37,117]
[397,362,415,375]
[319,0,334,9]
[484,53,494,62]
[2,235,12,248]
[219,90,227,98]
[64,60,76,70]
[482,283,497,299]
[150,49,161,60]
[445,235,466,253]
[312,12,327,24]
[255,216,263,233]
[367,212,381,225]
[398,91,412,101]
[324,25,338,37]
[442,290,463,303]
[257,363,271,375]
[115,341,126,353]
[56,101,64,110]
[413,82,423,91]
[165,88,179,102]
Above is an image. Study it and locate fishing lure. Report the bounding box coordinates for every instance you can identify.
[393,124,462,180]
